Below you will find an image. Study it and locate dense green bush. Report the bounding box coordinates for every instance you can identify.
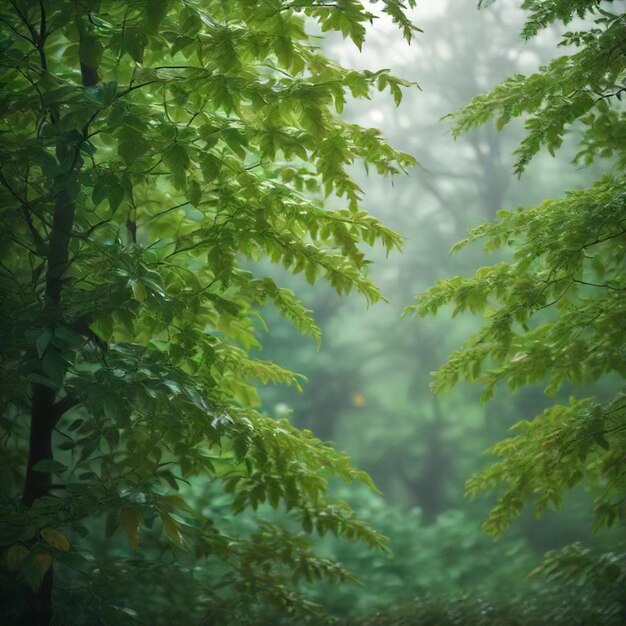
[352,542,626,626]
[298,486,531,618]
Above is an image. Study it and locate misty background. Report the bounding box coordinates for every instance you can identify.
[248,0,624,616]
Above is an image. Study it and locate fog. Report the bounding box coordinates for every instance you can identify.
[256,0,624,616]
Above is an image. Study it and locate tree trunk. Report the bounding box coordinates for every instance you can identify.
[16,2,99,620]
[22,386,56,507]
[21,188,77,624]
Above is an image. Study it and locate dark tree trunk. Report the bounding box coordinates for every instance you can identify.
[23,194,74,503]
[21,389,56,624]
[22,385,56,507]
[20,103,92,626]
[21,191,77,625]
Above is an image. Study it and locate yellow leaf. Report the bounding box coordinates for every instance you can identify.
[131,280,147,302]
[35,552,53,575]
[120,506,142,551]
[41,527,70,552]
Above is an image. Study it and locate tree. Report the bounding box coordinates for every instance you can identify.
[406,0,625,537]
[0,1,419,623]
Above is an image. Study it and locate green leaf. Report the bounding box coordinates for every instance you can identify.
[53,326,85,348]
[117,129,150,165]
[132,280,148,302]
[35,330,52,358]
[107,184,125,212]
[268,481,281,509]
[594,434,610,450]
[187,179,202,206]
[19,553,43,591]
[179,6,202,36]
[25,374,58,389]
[32,459,68,474]
[41,348,66,387]
[146,0,169,33]
[124,27,148,63]
[6,545,30,571]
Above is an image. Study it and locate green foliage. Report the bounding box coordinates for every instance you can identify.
[351,540,626,625]
[299,486,534,618]
[406,3,625,536]
[455,3,625,174]
[0,0,418,622]
[532,542,626,614]
[351,583,625,626]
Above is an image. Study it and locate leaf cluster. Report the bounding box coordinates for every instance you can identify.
[451,5,625,174]
[407,2,626,536]
[0,0,418,621]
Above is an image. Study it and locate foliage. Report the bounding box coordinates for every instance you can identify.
[531,542,626,618]
[348,514,626,626]
[405,0,625,537]
[354,539,626,625]
[0,0,419,623]
[256,0,551,523]
[350,582,625,626]
[297,485,533,618]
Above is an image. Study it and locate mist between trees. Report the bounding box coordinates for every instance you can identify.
[0,1,624,624]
